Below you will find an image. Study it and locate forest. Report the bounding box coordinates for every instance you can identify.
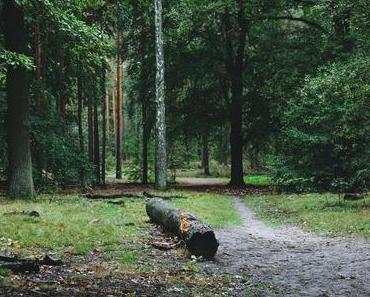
[0,0,369,296]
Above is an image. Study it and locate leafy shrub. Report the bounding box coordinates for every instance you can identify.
[273,55,370,192]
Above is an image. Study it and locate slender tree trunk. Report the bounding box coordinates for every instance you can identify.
[93,95,101,185]
[77,77,84,185]
[229,73,245,185]
[154,0,167,190]
[142,102,149,184]
[3,0,35,197]
[101,65,107,186]
[34,23,42,82]
[116,31,123,179]
[111,62,117,141]
[202,133,210,176]
[88,93,94,164]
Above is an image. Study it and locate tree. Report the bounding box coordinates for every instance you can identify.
[154,0,167,190]
[116,29,123,179]
[3,0,35,197]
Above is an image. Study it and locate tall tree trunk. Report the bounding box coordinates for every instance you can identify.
[224,2,246,186]
[202,133,210,176]
[111,62,117,141]
[229,74,244,185]
[3,0,35,197]
[154,0,167,190]
[77,77,84,185]
[88,93,94,164]
[101,65,107,186]
[116,31,123,179]
[142,102,149,184]
[93,95,101,185]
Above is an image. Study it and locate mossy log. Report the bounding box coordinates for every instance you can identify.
[146,199,219,258]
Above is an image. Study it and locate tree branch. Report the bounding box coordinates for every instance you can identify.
[264,16,328,33]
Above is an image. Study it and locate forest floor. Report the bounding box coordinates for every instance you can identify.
[0,178,369,296]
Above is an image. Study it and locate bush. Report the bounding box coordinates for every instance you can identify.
[273,55,370,192]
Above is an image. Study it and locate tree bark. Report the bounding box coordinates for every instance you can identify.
[88,92,94,164]
[202,133,210,176]
[77,77,84,185]
[142,102,149,184]
[154,0,167,190]
[146,199,219,258]
[101,64,107,186]
[93,93,101,185]
[111,62,117,141]
[229,73,245,186]
[224,2,246,186]
[116,31,123,179]
[3,0,35,197]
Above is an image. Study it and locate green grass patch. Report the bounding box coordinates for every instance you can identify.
[169,191,241,228]
[0,195,148,261]
[0,191,240,262]
[244,175,273,186]
[244,194,370,239]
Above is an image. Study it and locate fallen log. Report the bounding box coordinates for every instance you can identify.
[344,193,364,201]
[0,255,62,274]
[3,210,40,217]
[143,192,186,200]
[84,193,141,200]
[151,241,182,251]
[146,199,219,258]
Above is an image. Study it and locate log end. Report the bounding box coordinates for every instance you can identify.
[186,230,219,259]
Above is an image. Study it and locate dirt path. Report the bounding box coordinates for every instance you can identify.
[201,197,370,297]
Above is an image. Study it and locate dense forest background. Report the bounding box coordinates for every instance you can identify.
[0,0,369,196]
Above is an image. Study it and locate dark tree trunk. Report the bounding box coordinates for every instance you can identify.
[146,199,219,258]
[202,133,210,176]
[101,65,107,186]
[224,2,246,186]
[229,73,245,186]
[116,31,123,179]
[88,93,94,164]
[77,77,84,185]
[3,0,35,197]
[142,102,149,184]
[93,95,101,185]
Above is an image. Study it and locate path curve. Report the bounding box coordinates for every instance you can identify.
[201,197,370,297]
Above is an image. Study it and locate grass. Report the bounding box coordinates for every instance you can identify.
[244,193,370,239]
[244,175,273,186]
[169,191,241,228]
[0,192,239,261]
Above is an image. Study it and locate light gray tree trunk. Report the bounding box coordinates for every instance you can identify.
[154,0,167,190]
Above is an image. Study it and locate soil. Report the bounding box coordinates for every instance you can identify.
[201,197,370,297]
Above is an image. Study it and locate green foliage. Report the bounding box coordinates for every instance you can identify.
[273,55,370,192]
[0,50,35,70]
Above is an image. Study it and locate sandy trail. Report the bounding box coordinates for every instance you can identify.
[201,197,370,297]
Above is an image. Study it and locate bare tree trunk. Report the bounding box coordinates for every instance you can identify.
[202,133,210,176]
[111,62,117,141]
[154,0,167,190]
[142,102,149,184]
[77,77,84,185]
[101,64,107,186]
[116,31,123,179]
[88,93,94,164]
[93,95,101,185]
[3,0,35,197]
[224,2,246,186]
